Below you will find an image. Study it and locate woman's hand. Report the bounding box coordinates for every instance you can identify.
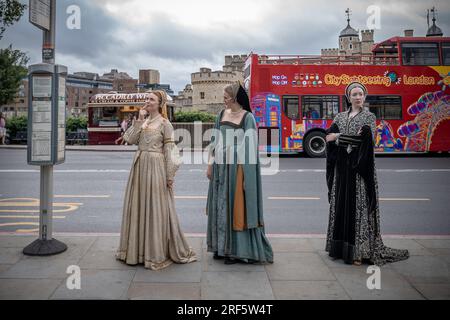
[167,179,174,189]
[206,165,212,180]
[138,108,148,121]
[326,133,338,143]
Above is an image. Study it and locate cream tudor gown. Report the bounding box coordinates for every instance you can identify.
[115,116,197,270]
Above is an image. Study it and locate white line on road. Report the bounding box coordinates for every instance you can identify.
[1,169,450,173]
[379,198,430,201]
[175,196,429,201]
[268,196,321,200]
[175,196,207,199]
[1,232,449,239]
[0,195,430,202]
[54,195,111,198]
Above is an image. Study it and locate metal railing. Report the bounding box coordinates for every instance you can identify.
[257,54,400,66]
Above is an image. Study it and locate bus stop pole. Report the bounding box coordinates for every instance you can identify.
[40,0,55,242]
[24,0,67,256]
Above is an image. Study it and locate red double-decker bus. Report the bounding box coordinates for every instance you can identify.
[244,36,450,157]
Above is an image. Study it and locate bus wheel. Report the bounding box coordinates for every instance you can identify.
[304,132,326,158]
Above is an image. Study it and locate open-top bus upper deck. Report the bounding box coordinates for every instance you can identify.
[244,36,450,157]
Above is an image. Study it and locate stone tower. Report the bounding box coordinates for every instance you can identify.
[426,7,444,37]
[339,8,360,56]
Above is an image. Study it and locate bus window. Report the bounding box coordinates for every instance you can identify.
[283,95,300,120]
[443,43,450,65]
[366,96,402,120]
[302,96,339,119]
[401,43,439,65]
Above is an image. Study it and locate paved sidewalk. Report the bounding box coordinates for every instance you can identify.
[0,234,449,300]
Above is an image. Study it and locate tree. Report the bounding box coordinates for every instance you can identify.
[66,116,88,132]
[5,114,27,137]
[0,45,29,105]
[0,0,27,40]
[0,0,29,106]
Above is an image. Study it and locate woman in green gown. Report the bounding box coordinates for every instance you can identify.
[206,82,273,265]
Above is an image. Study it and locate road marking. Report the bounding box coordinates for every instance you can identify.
[175,196,207,199]
[0,198,85,232]
[0,215,66,219]
[2,232,448,240]
[1,169,450,173]
[0,202,82,213]
[54,195,111,198]
[268,196,321,200]
[0,222,39,233]
[0,202,83,206]
[174,196,430,202]
[379,198,430,201]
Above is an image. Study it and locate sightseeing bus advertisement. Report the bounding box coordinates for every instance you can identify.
[249,63,450,155]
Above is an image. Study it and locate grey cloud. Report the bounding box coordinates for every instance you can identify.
[2,0,449,93]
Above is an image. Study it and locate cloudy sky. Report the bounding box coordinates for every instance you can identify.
[2,0,450,93]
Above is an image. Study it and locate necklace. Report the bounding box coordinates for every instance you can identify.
[229,108,243,115]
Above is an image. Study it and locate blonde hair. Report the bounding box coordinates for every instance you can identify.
[146,90,169,119]
[224,82,240,101]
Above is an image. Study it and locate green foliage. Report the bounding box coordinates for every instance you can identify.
[0,45,29,105]
[3,115,88,138]
[0,0,27,39]
[174,111,216,123]
[66,116,88,132]
[5,115,26,136]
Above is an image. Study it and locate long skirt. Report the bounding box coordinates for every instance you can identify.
[116,151,197,270]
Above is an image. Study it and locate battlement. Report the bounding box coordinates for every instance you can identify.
[361,29,374,41]
[191,70,239,82]
[321,48,339,56]
[224,54,248,65]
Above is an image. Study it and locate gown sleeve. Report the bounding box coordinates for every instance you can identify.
[163,120,182,181]
[123,120,144,145]
[366,112,377,140]
[325,121,340,203]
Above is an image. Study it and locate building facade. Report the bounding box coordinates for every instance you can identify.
[191,67,243,114]
[175,55,247,114]
[173,84,193,112]
[139,69,160,85]
[66,73,113,116]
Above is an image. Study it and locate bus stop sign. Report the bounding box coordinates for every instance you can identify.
[27,63,67,166]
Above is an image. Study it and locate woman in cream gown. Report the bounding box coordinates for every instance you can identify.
[116,90,197,270]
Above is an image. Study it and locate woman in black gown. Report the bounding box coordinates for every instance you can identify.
[325,81,409,266]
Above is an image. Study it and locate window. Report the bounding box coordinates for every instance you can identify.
[401,43,439,65]
[283,95,300,120]
[200,92,205,99]
[92,107,119,126]
[342,95,402,120]
[443,43,450,65]
[302,96,339,119]
[349,44,353,50]
[366,96,402,120]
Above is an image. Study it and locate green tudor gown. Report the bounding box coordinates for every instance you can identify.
[206,109,273,263]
